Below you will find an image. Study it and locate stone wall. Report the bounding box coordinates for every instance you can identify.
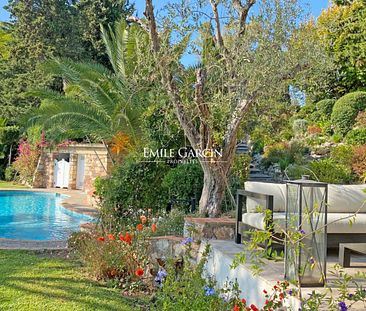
[184,217,236,241]
[33,144,112,204]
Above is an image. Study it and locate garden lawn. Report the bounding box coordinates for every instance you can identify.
[0,250,145,311]
[0,181,29,189]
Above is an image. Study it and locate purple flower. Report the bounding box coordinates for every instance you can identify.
[204,285,215,296]
[309,257,315,265]
[338,301,348,311]
[348,293,353,299]
[181,237,193,245]
[157,269,167,279]
[288,289,293,296]
[299,229,306,234]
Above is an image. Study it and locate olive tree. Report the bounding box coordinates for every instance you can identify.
[127,0,326,217]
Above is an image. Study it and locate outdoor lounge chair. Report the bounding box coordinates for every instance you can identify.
[235,181,366,248]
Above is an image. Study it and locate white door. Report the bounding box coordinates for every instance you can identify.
[76,155,85,190]
[54,158,70,188]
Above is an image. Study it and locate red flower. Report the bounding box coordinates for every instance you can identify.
[125,232,132,244]
[263,289,267,294]
[241,298,246,304]
[119,234,125,241]
[136,224,144,231]
[151,223,157,233]
[233,305,240,311]
[274,285,278,290]
[250,305,259,311]
[135,268,144,277]
[97,236,105,242]
[279,293,284,300]
[265,300,269,305]
[108,234,115,240]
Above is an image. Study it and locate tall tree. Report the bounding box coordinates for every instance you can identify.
[76,0,134,66]
[126,0,326,216]
[0,0,86,122]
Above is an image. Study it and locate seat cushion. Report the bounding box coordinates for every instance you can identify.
[328,185,366,213]
[242,213,366,234]
[244,181,286,212]
[242,212,286,233]
[327,213,366,234]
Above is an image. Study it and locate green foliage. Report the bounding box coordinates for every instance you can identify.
[153,246,229,311]
[315,99,336,119]
[309,158,353,184]
[154,209,186,236]
[262,141,308,171]
[292,119,308,137]
[318,1,366,94]
[345,128,366,145]
[95,156,170,229]
[76,0,134,66]
[4,165,17,182]
[162,163,203,202]
[330,144,354,167]
[231,154,252,188]
[331,92,366,135]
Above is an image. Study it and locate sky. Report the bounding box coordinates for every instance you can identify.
[0,0,331,65]
[0,0,331,23]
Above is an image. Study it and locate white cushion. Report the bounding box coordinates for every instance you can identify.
[244,182,286,212]
[242,212,366,234]
[242,212,286,233]
[328,185,366,213]
[327,213,366,234]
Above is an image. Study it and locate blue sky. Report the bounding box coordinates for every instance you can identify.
[0,0,331,22]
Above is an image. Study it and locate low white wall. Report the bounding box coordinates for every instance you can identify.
[199,240,301,310]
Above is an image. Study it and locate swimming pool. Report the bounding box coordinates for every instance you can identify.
[0,191,94,240]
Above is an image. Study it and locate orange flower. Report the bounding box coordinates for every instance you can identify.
[136,224,144,231]
[233,306,240,311]
[108,234,115,241]
[135,268,144,277]
[119,234,125,242]
[151,223,157,233]
[125,232,132,244]
[97,236,105,242]
[140,215,147,224]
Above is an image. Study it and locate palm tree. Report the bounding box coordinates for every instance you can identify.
[27,20,148,155]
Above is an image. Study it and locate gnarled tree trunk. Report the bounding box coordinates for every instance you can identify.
[199,163,227,217]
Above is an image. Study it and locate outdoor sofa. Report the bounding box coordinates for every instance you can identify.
[235,181,366,248]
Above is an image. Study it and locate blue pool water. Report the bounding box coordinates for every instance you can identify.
[0,191,94,240]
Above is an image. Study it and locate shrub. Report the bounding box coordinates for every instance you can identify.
[4,166,17,181]
[12,139,42,185]
[330,144,354,167]
[352,145,366,180]
[355,111,366,128]
[331,91,366,136]
[69,218,155,294]
[292,119,308,137]
[162,162,203,203]
[262,140,308,171]
[230,153,251,188]
[95,157,170,229]
[154,209,186,236]
[309,158,353,184]
[307,125,322,135]
[316,99,336,118]
[345,128,366,145]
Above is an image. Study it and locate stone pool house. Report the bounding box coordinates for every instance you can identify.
[33,143,112,200]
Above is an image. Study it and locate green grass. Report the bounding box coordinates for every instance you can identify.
[0,181,29,189]
[0,250,145,311]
